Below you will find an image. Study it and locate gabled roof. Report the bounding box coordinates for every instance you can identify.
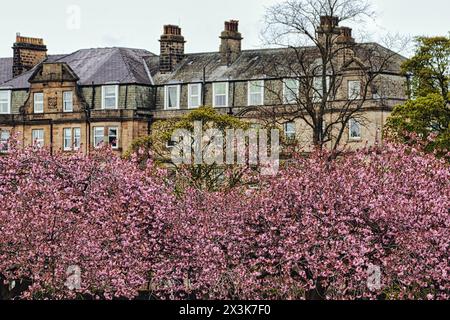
[0,48,156,89]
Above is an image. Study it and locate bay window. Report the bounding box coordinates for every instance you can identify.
[93,126,119,149]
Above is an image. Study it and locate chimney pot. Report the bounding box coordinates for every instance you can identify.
[220,20,243,65]
[159,25,185,73]
[320,16,339,28]
[337,27,355,44]
[12,34,47,77]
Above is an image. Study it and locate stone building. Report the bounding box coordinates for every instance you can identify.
[0,19,408,155]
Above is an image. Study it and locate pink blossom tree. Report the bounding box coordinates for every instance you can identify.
[0,141,448,300]
[149,144,449,300]
[0,143,175,299]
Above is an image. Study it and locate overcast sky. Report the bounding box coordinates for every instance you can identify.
[0,0,448,58]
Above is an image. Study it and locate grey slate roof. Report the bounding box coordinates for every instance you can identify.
[151,43,406,85]
[151,49,288,84]
[0,58,13,85]
[0,43,405,89]
[0,48,155,89]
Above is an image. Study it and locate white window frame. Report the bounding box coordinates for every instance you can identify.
[283,79,299,104]
[164,85,181,110]
[247,80,265,106]
[93,127,105,148]
[348,80,361,100]
[102,85,119,110]
[73,128,81,151]
[313,76,331,102]
[213,82,229,108]
[0,129,10,153]
[0,90,11,114]
[188,83,202,109]
[284,122,296,140]
[63,128,72,151]
[33,92,44,114]
[63,91,73,112]
[108,127,119,150]
[349,119,362,140]
[32,129,44,148]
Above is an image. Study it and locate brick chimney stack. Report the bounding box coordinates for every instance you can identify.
[220,20,243,66]
[12,33,47,77]
[336,26,355,44]
[316,16,355,45]
[319,16,339,31]
[159,25,186,74]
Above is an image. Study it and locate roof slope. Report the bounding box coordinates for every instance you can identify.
[0,43,406,89]
[0,58,13,85]
[1,48,156,89]
[151,43,406,85]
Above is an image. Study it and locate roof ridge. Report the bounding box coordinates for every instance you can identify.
[117,47,138,83]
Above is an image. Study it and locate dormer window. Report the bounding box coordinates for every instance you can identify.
[102,85,119,109]
[188,83,202,109]
[213,82,228,108]
[283,79,299,104]
[165,85,180,110]
[63,91,73,112]
[248,80,264,106]
[0,90,11,114]
[33,92,44,113]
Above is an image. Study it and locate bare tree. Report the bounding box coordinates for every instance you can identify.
[244,0,407,151]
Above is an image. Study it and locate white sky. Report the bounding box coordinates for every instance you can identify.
[0,0,448,58]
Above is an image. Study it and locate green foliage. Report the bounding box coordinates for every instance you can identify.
[385,94,450,158]
[402,36,450,101]
[174,105,248,132]
[126,106,253,191]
